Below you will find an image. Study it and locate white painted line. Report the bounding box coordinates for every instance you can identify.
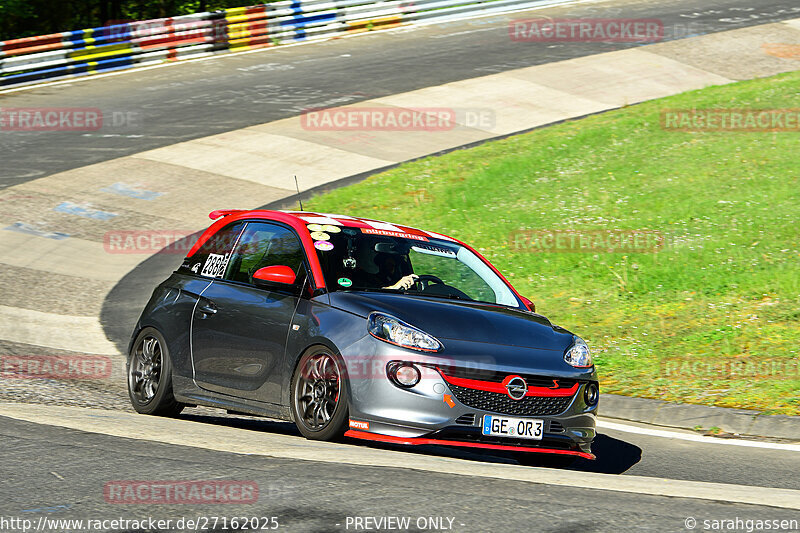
[598,419,800,452]
[0,305,121,356]
[0,403,798,510]
[782,18,800,31]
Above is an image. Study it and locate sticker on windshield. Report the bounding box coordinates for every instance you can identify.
[310,231,330,241]
[307,223,325,232]
[323,224,341,233]
[362,228,428,241]
[201,253,230,277]
[337,277,352,287]
[314,240,334,251]
[411,245,456,258]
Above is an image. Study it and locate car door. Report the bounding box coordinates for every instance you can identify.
[191,221,307,404]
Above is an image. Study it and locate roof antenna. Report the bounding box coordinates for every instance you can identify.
[294,175,304,211]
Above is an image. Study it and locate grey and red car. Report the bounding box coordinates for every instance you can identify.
[127,209,598,464]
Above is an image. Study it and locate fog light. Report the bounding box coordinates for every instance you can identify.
[584,383,599,406]
[388,363,421,388]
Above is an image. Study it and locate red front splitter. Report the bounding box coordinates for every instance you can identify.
[344,430,595,460]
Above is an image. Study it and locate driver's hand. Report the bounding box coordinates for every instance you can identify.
[388,274,418,290]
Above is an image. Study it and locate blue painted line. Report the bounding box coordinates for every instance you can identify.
[89,55,135,72]
[3,53,133,83]
[101,182,163,201]
[54,201,117,221]
[4,222,70,240]
[68,30,89,50]
[279,11,337,27]
[288,1,306,41]
[279,8,337,41]
[1,59,93,83]
[0,59,137,86]
[1,64,72,84]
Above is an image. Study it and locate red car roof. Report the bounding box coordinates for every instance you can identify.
[190,209,528,309]
[208,209,457,242]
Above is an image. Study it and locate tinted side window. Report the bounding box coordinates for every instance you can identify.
[225,222,306,285]
[179,222,245,277]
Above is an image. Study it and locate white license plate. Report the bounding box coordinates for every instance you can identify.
[482,415,543,440]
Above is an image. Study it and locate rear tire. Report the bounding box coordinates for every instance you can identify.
[127,327,184,417]
[290,346,349,441]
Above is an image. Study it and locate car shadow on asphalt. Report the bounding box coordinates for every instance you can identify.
[568,434,642,474]
[180,412,642,474]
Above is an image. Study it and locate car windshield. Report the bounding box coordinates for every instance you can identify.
[313,227,520,307]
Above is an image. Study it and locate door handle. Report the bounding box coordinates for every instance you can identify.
[197,302,218,317]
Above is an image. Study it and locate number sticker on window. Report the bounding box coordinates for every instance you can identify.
[201,253,230,278]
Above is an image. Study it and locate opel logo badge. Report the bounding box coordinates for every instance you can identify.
[505,376,527,401]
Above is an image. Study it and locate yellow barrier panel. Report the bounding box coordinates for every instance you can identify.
[67,43,134,62]
[347,15,403,34]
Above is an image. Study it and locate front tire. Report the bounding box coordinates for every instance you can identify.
[290,347,349,440]
[127,327,184,416]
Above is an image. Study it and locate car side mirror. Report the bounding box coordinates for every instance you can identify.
[253,266,296,288]
[520,296,535,312]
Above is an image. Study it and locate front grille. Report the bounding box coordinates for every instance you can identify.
[549,420,565,433]
[455,413,476,425]
[448,383,574,416]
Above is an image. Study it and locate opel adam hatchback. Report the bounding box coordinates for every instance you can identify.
[128,209,598,464]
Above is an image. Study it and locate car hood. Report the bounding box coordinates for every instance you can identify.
[327,291,574,352]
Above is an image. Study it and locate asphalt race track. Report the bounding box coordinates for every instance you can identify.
[1,0,799,531]
[1,0,799,187]
[1,407,799,531]
[1,415,798,532]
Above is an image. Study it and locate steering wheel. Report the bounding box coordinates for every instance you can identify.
[414,274,473,301]
[415,274,445,291]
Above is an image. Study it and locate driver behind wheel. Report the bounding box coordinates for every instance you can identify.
[373,252,418,290]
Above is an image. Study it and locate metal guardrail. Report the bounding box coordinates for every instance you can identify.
[0,0,565,89]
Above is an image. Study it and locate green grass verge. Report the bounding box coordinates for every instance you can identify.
[305,71,800,415]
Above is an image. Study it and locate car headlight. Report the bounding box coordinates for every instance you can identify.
[564,336,592,368]
[368,312,442,352]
